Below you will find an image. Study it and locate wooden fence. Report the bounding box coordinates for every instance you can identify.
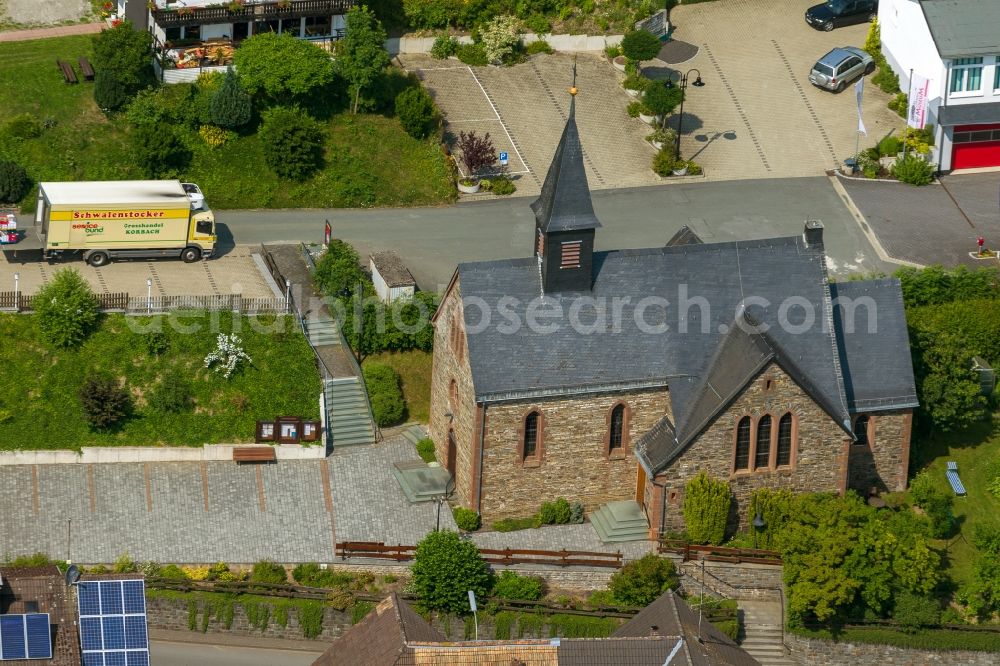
[335,541,623,569]
[658,539,782,566]
[0,291,288,314]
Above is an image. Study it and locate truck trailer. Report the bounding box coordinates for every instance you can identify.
[28,180,216,266]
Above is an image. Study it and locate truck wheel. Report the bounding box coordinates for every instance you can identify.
[181,247,201,263]
[88,252,110,267]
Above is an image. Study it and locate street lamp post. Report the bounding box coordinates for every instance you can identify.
[665,69,705,159]
[13,272,19,311]
[146,278,153,314]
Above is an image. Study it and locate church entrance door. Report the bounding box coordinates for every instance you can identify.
[635,464,646,505]
[447,429,457,478]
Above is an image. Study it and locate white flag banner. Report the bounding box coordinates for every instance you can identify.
[908,74,930,129]
[855,78,867,136]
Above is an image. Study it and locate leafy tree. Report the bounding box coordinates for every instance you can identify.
[80,374,131,431]
[395,86,439,139]
[210,69,253,129]
[780,493,940,626]
[748,487,795,550]
[909,323,987,431]
[363,363,405,426]
[894,264,999,308]
[907,471,955,538]
[314,239,367,297]
[481,14,521,64]
[962,524,1000,617]
[131,123,191,178]
[338,6,391,114]
[411,530,493,613]
[456,130,496,179]
[90,21,154,105]
[233,33,336,104]
[892,589,940,631]
[94,70,133,113]
[682,471,731,545]
[642,81,683,127]
[0,159,30,203]
[33,268,100,348]
[608,554,678,606]
[259,107,325,179]
[620,30,661,69]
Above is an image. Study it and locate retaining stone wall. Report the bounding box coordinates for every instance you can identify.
[785,632,997,666]
[0,443,324,465]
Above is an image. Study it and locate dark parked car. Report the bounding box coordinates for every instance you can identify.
[805,0,878,31]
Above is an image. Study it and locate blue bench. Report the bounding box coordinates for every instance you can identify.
[946,462,967,496]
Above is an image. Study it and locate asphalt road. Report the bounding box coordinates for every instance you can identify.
[149,640,321,666]
[217,177,890,290]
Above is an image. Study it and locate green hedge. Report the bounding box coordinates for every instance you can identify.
[792,625,1000,652]
[363,363,405,426]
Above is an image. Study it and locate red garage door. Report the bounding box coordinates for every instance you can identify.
[953,123,1000,169]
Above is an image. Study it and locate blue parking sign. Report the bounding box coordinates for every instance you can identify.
[499,152,509,166]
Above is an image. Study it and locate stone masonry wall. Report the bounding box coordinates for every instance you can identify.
[428,277,478,506]
[785,632,997,666]
[655,362,848,533]
[478,388,671,522]
[847,408,911,495]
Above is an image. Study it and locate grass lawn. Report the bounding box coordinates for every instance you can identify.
[910,419,1000,588]
[362,350,432,424]
[0,312,321,449]
[0,36,456,210]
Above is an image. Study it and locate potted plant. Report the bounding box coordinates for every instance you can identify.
[626,101,643,118]
[642,81,683,129]
[671,157,689,176]
[227,0,245,12]
[622,75,647,97]
[646,127,677,151]
[637,103,662,126]
[455,130,497,194]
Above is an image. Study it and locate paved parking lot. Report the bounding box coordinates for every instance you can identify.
[0,245,276,298]
[669,0,901,179]
[403,52,663,197]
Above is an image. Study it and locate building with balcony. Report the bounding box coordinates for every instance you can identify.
[116,0,353,47]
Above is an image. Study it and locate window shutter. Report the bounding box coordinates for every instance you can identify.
[560,241,582,269]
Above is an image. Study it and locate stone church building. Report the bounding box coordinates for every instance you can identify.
[428,90,917,539]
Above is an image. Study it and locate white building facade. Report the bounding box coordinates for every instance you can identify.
[879,0,1000,171]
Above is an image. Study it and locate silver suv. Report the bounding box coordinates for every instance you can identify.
[809,47,875,92]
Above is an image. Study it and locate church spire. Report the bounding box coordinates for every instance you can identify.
[531,63,601,294]
[529,61,602,234]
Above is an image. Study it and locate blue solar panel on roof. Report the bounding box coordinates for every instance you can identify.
[100,582,124,615]
[124,617,146,650]
[78,579,149,666]
[25,613,52,659]
[0,614,26,660]
[78,582,101,616]
[104,651,126,666]
[122,581,145,614]
[83,653,104,666]
[101,617,125,650]
[126,651,149,666]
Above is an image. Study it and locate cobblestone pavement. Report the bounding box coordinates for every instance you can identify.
[0,245,275,298]
[663,0,901,180]
[402,52,662,198]
[840,172,1000,267]
[327,436,457,544]
[472,524,654,561]
[0,461,335,563]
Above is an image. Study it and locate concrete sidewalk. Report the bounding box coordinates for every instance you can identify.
[0,22,102,43]
[837,171,1000,267]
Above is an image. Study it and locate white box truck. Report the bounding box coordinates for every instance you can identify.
[29,180,216,266]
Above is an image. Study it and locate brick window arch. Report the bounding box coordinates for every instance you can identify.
[517,409,545,467]
[755,415,772,470]
[449,312,465,362]
[776,412,795,467]
[853,414,871,447]
[605,402,630,459]
[734,416,751,471]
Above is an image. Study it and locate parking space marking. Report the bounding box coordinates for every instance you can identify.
[703,43,771,172]
[771,40,839,167]
[466,66,535,183]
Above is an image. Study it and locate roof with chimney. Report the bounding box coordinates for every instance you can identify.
[311,591,759,666]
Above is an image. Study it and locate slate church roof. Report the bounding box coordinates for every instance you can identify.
[448,86,917,477]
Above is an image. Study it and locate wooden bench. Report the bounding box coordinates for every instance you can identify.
[232,446,276,463]
[56,60,78,84]
[78,57,95,81]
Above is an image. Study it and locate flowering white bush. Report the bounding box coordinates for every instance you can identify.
[481,15,521,65]
[203,333,252,379]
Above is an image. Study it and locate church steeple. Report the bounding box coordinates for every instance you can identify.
[531,65,601,294]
